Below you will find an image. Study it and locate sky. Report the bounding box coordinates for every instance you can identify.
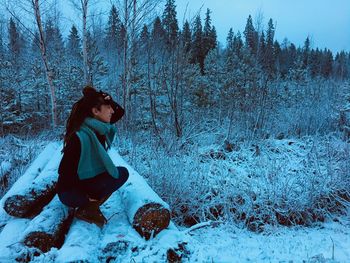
[2,0,348,53]
[175,0,350,53]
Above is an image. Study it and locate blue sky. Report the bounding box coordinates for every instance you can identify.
[175,0,350,53]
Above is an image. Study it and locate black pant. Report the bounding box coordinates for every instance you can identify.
[58,166,129,208]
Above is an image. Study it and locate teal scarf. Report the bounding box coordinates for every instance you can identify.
[76,117,119,180]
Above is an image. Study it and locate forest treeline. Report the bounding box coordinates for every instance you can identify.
[0,0,349,138]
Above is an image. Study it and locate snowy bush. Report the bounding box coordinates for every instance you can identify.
[0,133,53,197]
[120,130,350,231]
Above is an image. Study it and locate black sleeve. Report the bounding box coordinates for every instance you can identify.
[110,100,125,124]
[57,134,81,193]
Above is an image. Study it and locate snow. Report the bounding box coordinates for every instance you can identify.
[0,161,11,176]
[187,219,350,262]
[0,218,30,261]
[0,140,349,262]
[0,142,59,200]
[108,147,170,223]
[0,142,60,229]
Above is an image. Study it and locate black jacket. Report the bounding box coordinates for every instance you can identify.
[57,132,107,193]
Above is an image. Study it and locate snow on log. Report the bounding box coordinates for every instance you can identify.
[56,220,102,262]
[0,160,11,189]
[22,195,74,253]
[108,148,171,240]
[3,145,62,218]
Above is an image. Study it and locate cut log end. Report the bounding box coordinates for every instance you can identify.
[23,208,74,253]
[24,232,56,253]
[132,203,170,240]
[3,185,56,218]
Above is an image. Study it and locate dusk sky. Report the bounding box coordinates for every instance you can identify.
[6,0,347,53]
[175,0,350,53]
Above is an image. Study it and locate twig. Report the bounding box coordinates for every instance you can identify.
[183,220,222,235]
[330,236,334,260]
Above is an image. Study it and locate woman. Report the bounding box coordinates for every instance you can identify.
[57,86,129,227]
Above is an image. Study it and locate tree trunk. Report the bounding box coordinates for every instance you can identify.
[3,146,61,218]
[108,148,171,240]
[81,0,89,85]
[32,0,57,128]
[23,196,74,253]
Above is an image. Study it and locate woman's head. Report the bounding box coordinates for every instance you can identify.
[63,86,115,151]
[81,86,115,123]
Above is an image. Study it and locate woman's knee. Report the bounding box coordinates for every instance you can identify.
[58,191,88,208]
[117,166,129,183]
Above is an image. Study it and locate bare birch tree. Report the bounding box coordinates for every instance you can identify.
[111,0,160,127]
[69,0,91,86]
[5,0,58,128]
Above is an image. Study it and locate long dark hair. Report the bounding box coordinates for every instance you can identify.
[62,86,109,152]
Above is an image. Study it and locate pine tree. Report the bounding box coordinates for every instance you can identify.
[181,20,191,54]
[273,40,281,77]
[67,25,81,58]
[258,31,266,66]
[302,36,310,69]
[233,31,243,58]
[225,28,234,70]
[243,15,258,55]
[162,0,178,49]
[86,30,108,86]
[334,51,348,79]
[151,16,165,50]
[8,18,22,59]
[308,48,321,78]
[320,49,333,78]
[191,15,204,74]
[140,24,149,54]
[105,4,122,51]
[203,8,216,56]
[264,18,276,78]
[45,18,65,57]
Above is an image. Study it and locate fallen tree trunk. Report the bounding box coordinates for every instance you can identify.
[3,146,62,218]
[22,195,74,253]
[56,220,102,263]
[108,148,171,240]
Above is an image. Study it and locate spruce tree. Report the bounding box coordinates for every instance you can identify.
[320,49,333,78]
[258,31,266,67]
[334,51,348,79]
[225,28,234,71]
[105,4,122,51]
[162,0,178,49]
[265,18,276,78]
[203,9,216,56]
[233,31,243,58]
[302,36,310,69]
[191,15,204,74]
[243,15,258,55]
[181,20,191,54]
[67,25,81,59]
[152,16,165,50]
[8,18,22,59]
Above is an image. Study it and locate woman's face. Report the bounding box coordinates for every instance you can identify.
[92,104,115,123]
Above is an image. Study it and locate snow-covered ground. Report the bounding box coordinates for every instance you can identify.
[0,135,349,262]
[1,190,349,262]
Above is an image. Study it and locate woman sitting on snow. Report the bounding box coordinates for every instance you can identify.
[57,86,129,227]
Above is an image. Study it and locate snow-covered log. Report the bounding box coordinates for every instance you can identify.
[3,145,62,218]
[56,220,102,262]
[22,195,74,253]
[108,148,171,240]
[0,160,11,189]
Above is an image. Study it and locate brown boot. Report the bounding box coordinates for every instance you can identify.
[98,193,113,206]
[75,200,107,228]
